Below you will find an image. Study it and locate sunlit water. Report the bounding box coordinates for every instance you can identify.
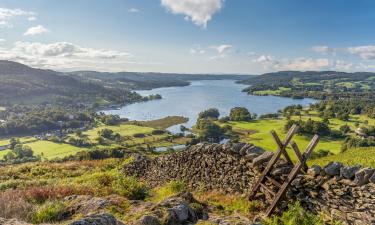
[103,80,316,133]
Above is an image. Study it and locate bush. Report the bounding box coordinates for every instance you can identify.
[31,201,67,224]
[114,176,148,200]
[152,129,165,135]
[133,133,146,138]
[263,202,323,225]
[0,190,34,220]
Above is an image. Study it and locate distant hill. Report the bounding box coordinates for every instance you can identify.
[0,60,141,106]
[239,71,375,100]
[69,71,253,90]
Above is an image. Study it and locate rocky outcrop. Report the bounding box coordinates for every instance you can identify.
[69,214,124,225]
[124,143,375,225]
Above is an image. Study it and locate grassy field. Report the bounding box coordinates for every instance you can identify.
[228,119,343,160]
[253,87,291,96]
[131,116,188,129]
[309,147,375,167]
[82,124,154,142]
[27,141,87,159]
[0,141,87,160]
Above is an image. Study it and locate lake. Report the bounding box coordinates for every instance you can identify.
[103,80,316,133]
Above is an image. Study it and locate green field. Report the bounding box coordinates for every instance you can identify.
[253,87,291,96]
[228,119,342,160]
[309,147,375,167]
[0,141,87,160]
[82,124,155,142]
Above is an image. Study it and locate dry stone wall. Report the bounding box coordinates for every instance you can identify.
[124,143,375,225]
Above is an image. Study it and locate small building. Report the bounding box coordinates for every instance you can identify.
[355,128,367,138]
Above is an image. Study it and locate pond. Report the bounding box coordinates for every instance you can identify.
[103,80,316,133]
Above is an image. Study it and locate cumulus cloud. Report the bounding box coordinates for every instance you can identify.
[128,8,140,13]
[23,25,49,36]
[208,44,232,60]
[0,7,36,28]
[161,0,224,28]
[0,41,133,70]
[347,45,375,60]
[27,16,37,21]
[252,53,333,71]
[311,45,336,55]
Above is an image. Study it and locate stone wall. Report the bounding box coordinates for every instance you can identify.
[124,143,375,225]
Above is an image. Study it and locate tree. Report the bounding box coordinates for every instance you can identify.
[13,144,33,158]
[98,128,114,139]
[198,108,220,120]
[196,119,223,141]
[9,138,19,150]
[229,107,253,121]
[340,125,351,135]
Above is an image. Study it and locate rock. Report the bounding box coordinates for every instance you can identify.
[354,168,375,186]
[252,152,274,166]
[271,166,292,176]
[308,165,321,177]
[137,215,161,225]
[324,162,343,176]
[340,165,361,180]
[69,214,124,225]
[370,172,375,184]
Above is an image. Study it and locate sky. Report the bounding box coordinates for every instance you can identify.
[1,0,375,74]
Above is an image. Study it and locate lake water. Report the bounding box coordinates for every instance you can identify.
[103,80,316,133]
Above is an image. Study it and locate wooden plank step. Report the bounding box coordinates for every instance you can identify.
[265,176,282,188]
[260,183,276,196]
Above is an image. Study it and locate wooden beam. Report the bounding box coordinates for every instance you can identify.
[290,141,308,172]
[266,176,282,188]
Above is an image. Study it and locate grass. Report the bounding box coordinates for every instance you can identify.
[194,190,262,215]
[309,147,375,168]
[82,124,154,142]
[26,141,87,159]
[253,87,291,96]
[131,116,189,130]
[148,181,186,202]
[228,119,343,159]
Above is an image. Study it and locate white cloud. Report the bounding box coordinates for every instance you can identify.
[161,0,224,28]
[0,8,36,28]
[0,39,5,42]
[128,8,140,13]
[23,25,49,36]
[252,53,332,71]
[311,45,336,55]
[0,41,133,70]
[208,44,232,60]
[347,45,375,60]
[28,16,37,21]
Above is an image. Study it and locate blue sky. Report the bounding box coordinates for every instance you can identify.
[1,0,375,74]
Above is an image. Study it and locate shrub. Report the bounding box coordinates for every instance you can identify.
[31,201,67,224]
[152,129,165,135]
[0,190,34,220]
[114,176,148,200]
[150,181,186,202]
[263,202,323,225]
[198,108,220,120]
[133,133,146,138]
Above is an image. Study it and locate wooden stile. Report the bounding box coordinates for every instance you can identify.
[248,125,320,218]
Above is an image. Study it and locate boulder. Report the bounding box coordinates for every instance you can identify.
[137,215,161,225]
[252,152,274,167]
[354,168,375,186]
[69,214,124,225]
[370,172,375,184]
[324,162,343,176]
[340,165,361,180]
[307,165,321,177]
